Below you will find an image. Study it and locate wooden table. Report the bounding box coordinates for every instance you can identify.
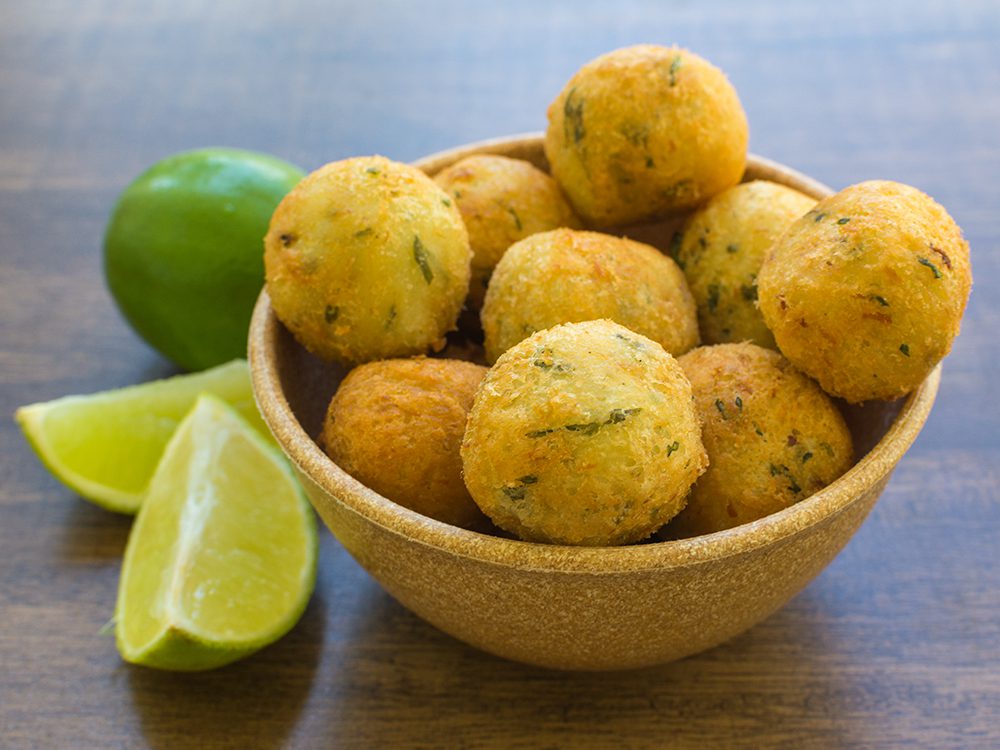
[2,2,998,747]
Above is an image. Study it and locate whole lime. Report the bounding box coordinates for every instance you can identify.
[104,148,304,371]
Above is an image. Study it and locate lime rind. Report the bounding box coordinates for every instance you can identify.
[14,360,274,514]
[115,394,317,671]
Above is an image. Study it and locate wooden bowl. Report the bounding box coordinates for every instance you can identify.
[249,134,940,670]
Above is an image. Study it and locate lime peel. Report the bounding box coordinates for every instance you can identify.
[15,359,272,514]
[115,394,316,671]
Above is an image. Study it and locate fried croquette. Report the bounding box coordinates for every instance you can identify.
[666,343,854,538]
[321,357,488,529]
[265,155,471,365]
[544,44,748,227]
[673,180,816,348]
[757,180,972,403]
[481,228,699,363]
[461,319,708,546]
[433,154,582,312]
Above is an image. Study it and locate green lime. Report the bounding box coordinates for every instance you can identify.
[15,359,271,514]
[115,394,316,671]
[104,148,303,371]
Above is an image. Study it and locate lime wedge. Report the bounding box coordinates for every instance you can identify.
[15,359,271,514]
[115,394,316,671]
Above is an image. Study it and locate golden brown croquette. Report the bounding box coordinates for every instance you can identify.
[757,180,972,402]
[544,44,748,226]
[321,357,488,529]
[433,154,582,312]
[481,228,699,363]
[673,180,816,348]
[265,155,471,365]
[461,320,707,546]
[666,343,854,538]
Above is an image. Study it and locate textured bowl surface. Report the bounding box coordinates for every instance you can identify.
[249,134,940,671]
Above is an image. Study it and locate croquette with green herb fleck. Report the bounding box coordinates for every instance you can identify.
[544,44,748,227]
[321,357,489,529]
[757,180,971,403]
[461,319,708,546]
[264,155,471,365]
[481,228,699,363]
[433,154,582,312]
[664,343,854,538]
[673,180,816,348]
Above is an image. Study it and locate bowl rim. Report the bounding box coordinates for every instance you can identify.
[249,134,941,575]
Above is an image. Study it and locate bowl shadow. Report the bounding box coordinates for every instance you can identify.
[312,580,872,748]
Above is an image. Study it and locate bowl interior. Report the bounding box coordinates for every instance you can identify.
[251,135,940,573]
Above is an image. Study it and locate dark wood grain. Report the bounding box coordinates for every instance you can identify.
[2,1,998,747]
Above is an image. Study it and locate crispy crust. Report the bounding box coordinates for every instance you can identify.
[264,156,471,364]
[757,180,972,402]
[461,320,707,546]
[481,228,699,363]
[544,44,748,226]
[674,180,816,348]
[667,343,854,537]
[433,154,581,312]
[321,357,488,528]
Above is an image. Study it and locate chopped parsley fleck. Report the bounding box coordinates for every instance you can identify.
[615,332,645,352]
[324,305,339,324]
[740,283,758,302]
[563,87,585,144]
[666,440,680,457]
[365,166,380,175]
[769,463,802,494]
[871,295,889,307]
[525,408,642,439]
[518,475,538,485]
[413,236,434,283]
[384,305,396,330]
[662,179,692,199]
[735,396,743,411]
[715,399,728,419]
[502,486,526,501]
[899,343,910,357]
[918,256,943,279]
[441,197,452,207]
[837,217,851,225]
[753,421,764,437]
[507,206,522,231]
[726,243,739,254]
[532,346,571,373]
[606,407,638,424]
[526,428,555,439]
[646,156,655,169]
[669,54,682,86]
[707,284,721,313]
[354,227,373,238]
[621,122,649,147]
[279,232,295,247]
[813,212,827,222]
[802,452,813,463]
